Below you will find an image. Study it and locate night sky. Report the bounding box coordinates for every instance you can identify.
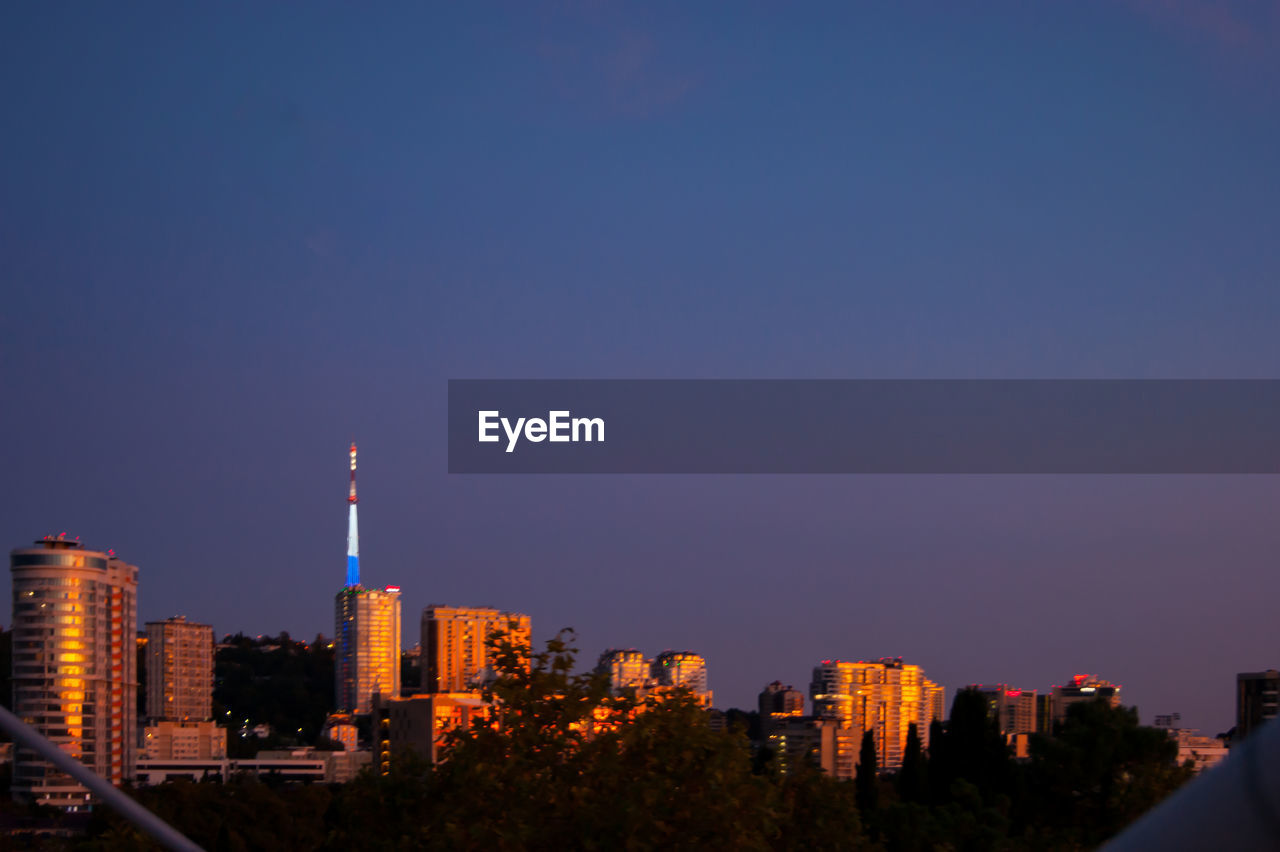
[4,2,1280,734]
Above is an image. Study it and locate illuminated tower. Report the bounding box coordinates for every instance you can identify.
[346,442,359,588]
[334,444,401,714]
[9,536,138,806]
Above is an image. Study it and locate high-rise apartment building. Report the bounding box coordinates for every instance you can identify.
[145,616,214,723]
[971,684,1038,735]
[810,658,944,777]
[335,586,402,714]
[759,680,805,739]
[333,444,402,715]
[421,606,531,693]
[1237,670,1280,741]
[597,649,650,696]
[10,536,138,806]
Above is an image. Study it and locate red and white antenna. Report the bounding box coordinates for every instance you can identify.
[348,443,358,504]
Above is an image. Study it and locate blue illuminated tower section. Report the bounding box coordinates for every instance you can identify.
[346,442,360,587]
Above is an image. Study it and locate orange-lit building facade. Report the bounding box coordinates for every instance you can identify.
[810,658,944,777]
[387,693,489,763]
[597,649,649,696]
[9,537,138,806]
[421,606,531,693]
[322,712,359,751]
[334,586,402,715]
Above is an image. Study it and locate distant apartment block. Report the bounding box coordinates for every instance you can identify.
[1035,693,1054,734]
[811,657,944,777]
[971,684,1038,735]
[767,715,839,776]
[421,606,531,693]
[597,649,650,696]
[1152,716,1229,774]
[145,616,214,723]
[652,651,713,706]
[759,680,805,739]
[1050,674,1121,726]
[1237,670,1280,741]
[760,681,805,719]
[142,720,227,760]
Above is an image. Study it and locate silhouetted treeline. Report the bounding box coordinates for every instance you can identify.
[213,632,334,755]
[74,635,1191,851]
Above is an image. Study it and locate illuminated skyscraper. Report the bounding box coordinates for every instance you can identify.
[9,536,138,806]
[335,586,402,714]
[145,616,214,723]
[421,606,531,693]
[810,658,944,778]
[333,444,402,714]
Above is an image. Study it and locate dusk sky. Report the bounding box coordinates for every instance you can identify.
[4,2,1280,733]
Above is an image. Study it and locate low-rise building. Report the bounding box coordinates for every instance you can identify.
[386,693,488,763]
[322,713,359,751]
[141,721,227,760]
[135,748,371,786]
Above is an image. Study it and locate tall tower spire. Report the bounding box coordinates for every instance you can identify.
[346,442,360,587]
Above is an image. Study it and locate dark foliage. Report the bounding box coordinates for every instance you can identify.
[212,632,334,753]
[84,642,1192,851]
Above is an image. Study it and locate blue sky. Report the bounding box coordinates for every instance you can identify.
[4,1,1280,731]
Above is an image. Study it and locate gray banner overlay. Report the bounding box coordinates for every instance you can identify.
[448,380,1280,474]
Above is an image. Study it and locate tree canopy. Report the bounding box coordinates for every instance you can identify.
[84,646,1194,851]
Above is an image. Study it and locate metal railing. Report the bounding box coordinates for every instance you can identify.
[0,703,203,852]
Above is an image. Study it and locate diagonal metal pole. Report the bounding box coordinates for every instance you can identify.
[0,703,203,852]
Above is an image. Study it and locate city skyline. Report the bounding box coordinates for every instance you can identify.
[6,2,1280,736]
[2,450,1268,738]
